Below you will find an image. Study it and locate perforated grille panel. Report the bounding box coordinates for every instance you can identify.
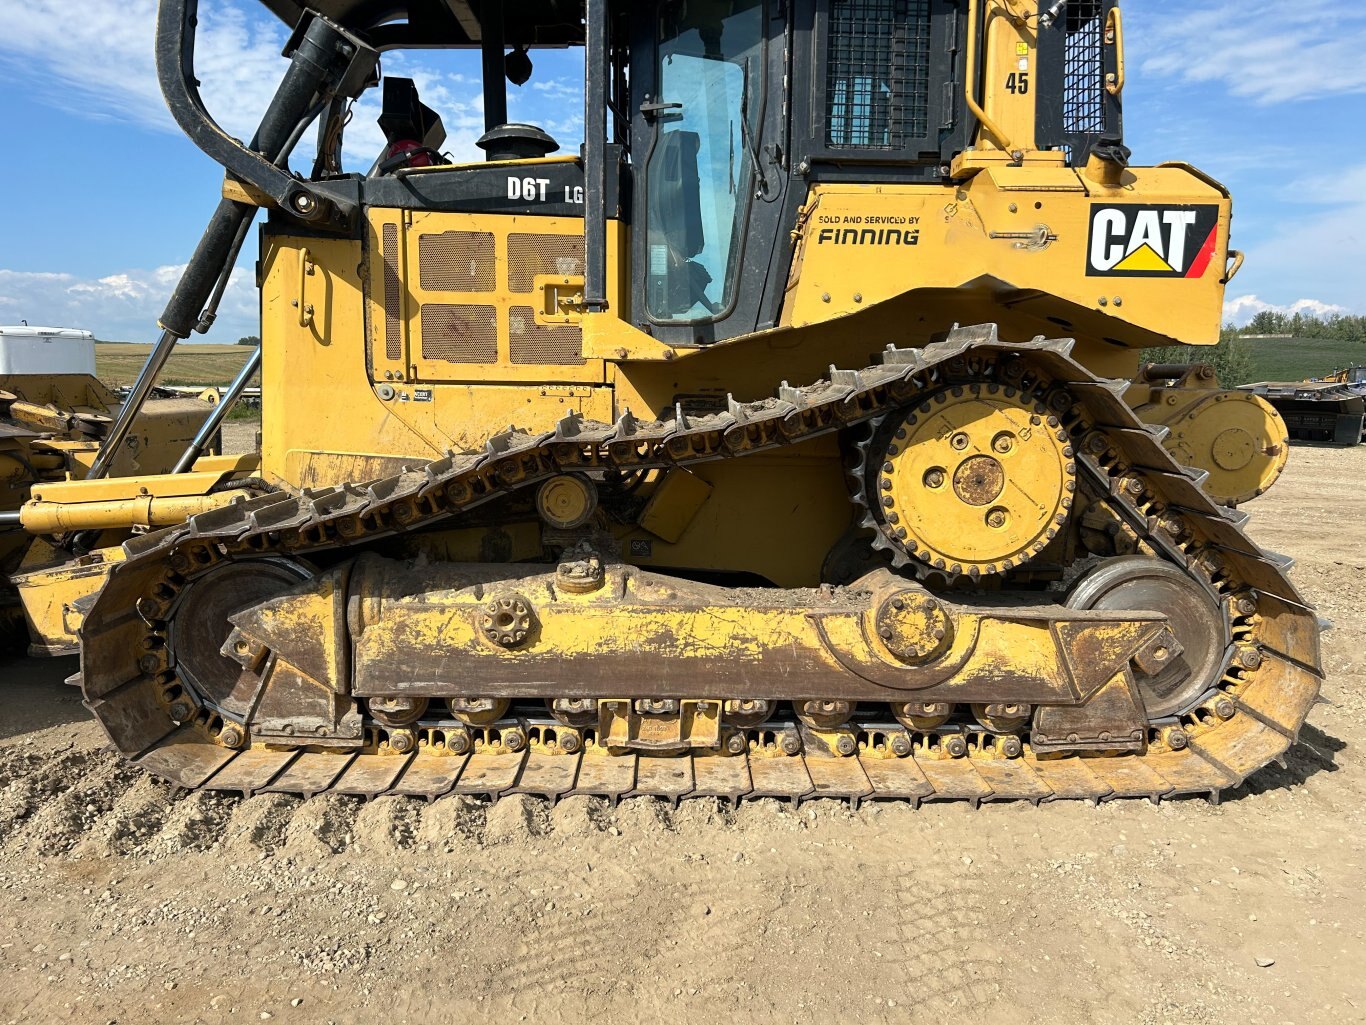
[419,304,498,363]
[507,234,585,293]
[825,0,931,149]
[418,231,495,292]
[508,306,585,366]
[382,223,402,360]
[1063,0,1105,134]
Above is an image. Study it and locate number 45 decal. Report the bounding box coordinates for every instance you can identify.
[1005,72,1029,95]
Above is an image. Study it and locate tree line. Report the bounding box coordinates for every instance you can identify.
[1233,311,1366,343]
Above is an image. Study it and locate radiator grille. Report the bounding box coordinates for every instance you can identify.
[507,233,585,293]
[825,0,931,149]
[1063,0,1106,134]
[382,223,402,360]
[418,231,495,292]
[508,306,585,366]
[419,304,498,363]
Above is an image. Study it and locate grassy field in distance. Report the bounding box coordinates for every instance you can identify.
[95,342,259,389]
[1238,336,1366,383]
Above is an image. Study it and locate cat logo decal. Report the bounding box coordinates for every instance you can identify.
[1087,204,1221,278]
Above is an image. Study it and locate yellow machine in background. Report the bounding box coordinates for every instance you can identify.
[0,329,223,651]
[11,0,1319,806]
[1127,363,1288,506]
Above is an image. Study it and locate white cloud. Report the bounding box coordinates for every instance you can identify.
[1139,2,1366,104]
[1224,159,1366,316]
[1224,295,1350,326]
[0,266,258,342]
[1282,164,1366,206]
[0,2,580,168]
[0,0,288,142]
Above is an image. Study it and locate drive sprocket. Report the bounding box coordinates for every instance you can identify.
[862,382,1076,578]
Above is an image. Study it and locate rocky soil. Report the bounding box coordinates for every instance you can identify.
[0,446,1362,1025]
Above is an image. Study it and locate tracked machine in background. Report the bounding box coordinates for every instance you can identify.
[15,0,1320,805]
[0,326,221,652]
[1128,362,1288,506]
[1241,367,1366,447]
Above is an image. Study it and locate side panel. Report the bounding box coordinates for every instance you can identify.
[784,166,1232,349]
[258,232,616,490]
[365,210,612,386]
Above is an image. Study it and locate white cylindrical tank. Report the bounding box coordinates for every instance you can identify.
[0,326,98,376]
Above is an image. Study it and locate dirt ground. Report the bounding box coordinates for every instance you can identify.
[1,446,1362,1025]
[219,420,258,458]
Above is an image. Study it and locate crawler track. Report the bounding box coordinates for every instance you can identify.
[77,329,1323,805]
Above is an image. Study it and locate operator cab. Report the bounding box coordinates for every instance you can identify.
[191,0,1125,347]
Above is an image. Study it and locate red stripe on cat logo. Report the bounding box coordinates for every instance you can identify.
[1185,224,1219,278]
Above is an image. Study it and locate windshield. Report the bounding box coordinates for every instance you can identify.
[644,0,764,324]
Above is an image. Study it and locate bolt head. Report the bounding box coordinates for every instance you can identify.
[779,733,802,756]
[502,728,526,752]
[168,701,191,722]
[560,732,582,754]
[835,735,856,757]
[890,734,912,757]
[447,732,470,754]
[726,734,747,755]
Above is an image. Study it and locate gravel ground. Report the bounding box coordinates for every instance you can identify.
[0,445,1362,1025]
[219,419,258,457]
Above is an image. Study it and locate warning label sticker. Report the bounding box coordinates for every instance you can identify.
[1086,204,1220,278]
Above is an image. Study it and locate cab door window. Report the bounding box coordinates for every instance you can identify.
[644,0,765,324]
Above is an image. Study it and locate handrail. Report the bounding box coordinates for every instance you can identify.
[964,0,1016,153]
[297,248,315,328]
[1222,250,1245,284]
[1105,6,1126,95]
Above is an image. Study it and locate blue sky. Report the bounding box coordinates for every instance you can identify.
[0,0,1361,341]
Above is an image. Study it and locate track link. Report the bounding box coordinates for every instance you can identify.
[77,327,1324,805]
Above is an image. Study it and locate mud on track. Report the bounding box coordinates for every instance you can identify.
[1,446,1363,1025]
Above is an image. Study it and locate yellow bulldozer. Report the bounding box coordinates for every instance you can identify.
[6,0,1319,805]
[0,325,220,652]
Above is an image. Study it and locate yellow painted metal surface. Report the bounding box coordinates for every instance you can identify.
[617,444,851,587]
[20,492,237,533]
[10,539,124,655]
[246,558,1169,719]
[784,168,1230,349]
[638,468,713,544]
[259,221,621,490]
[1128,369,1289,505]
[28,468,238,504]
[881,384,1073,574]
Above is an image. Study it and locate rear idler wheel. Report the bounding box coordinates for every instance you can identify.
[1066,556,1229,719]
